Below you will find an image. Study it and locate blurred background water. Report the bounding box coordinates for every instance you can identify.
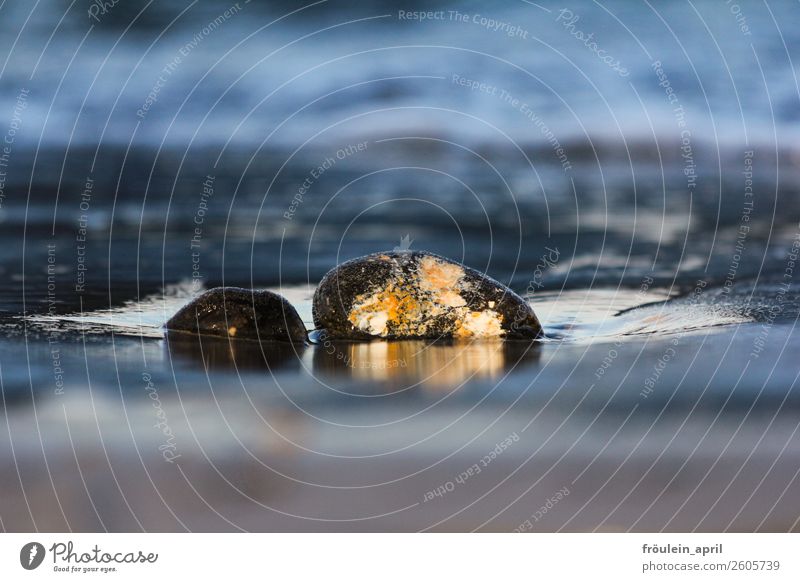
[0,0,799,532]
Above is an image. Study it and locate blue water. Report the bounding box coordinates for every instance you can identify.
[1,0,798,148]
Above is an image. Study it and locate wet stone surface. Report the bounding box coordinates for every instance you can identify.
[313,251,542,340]
[165,287,307,342]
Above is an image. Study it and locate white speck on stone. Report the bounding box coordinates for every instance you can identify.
[355,311,389,336]
[439,290,466,307]
[458,310,504,337]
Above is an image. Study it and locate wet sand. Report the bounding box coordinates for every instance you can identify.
[2,389,798,532]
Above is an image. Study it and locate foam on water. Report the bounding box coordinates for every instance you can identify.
[25,282,752,344]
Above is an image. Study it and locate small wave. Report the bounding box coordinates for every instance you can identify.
[25,282,755,344]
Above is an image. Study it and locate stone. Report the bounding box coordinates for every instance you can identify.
[313,251,542,339]
[165,287,307,342]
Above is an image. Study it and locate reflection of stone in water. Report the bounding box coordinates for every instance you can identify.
[165,332,305,372]
[313,339,539,390]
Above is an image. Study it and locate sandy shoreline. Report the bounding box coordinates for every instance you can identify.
[2,391,797,532]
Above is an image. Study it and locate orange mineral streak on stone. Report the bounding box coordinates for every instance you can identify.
[346,255,507,338]
[417,255,467,308]
[348,285,426,337]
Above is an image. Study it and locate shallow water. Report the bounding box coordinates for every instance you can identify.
[22,282,746,341]
[12,276,791,403]
[2,275,799,532]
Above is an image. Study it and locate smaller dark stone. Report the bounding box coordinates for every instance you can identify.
[165,287,307,343]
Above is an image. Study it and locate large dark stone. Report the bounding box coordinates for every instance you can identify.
[313,251,542,340]
[165,287,307,342]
